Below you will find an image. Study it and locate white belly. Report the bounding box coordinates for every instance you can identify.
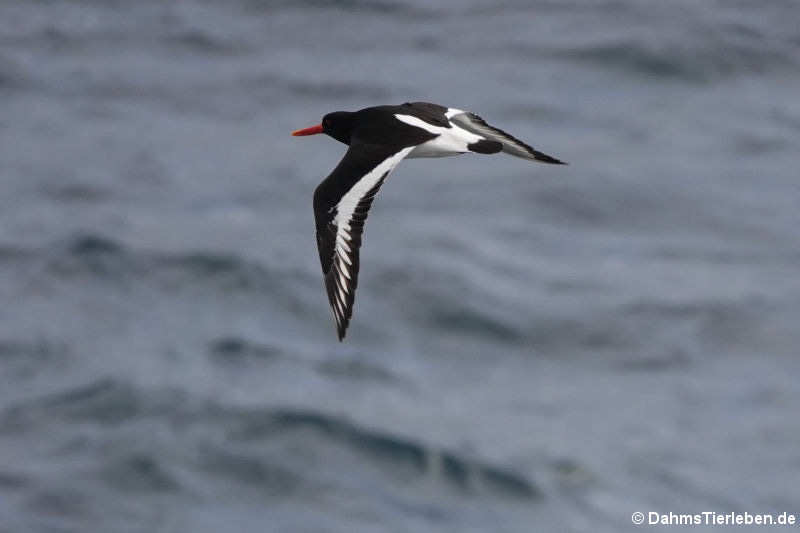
[407,137,468,158]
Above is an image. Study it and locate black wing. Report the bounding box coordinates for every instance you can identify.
[449,112,566,164]
[313,143,414,340]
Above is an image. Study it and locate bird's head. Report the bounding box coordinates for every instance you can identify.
[292,111,354,145]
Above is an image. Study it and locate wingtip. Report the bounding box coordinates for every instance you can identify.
[336,321,348,341]
[537,154,567,165]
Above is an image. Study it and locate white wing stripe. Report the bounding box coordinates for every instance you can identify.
[339,262,351,280]
[395,113,485,157]
[333,147,413,230]
[394,113,443,135]
[394,113,483,144]
[325,146,415,339]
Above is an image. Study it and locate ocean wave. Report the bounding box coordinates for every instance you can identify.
[283,80,391,100]
[315,357,400,383]
[0,339,66,380]
[0,470,28,490]
[1,379,541,500]
[425,307,525,344]
[549,37,799,81]
[239,0,426,16]
[162,30,247,56]
[97,453,181,493]
[525,315,634,354]
[208,336,282,362]
[0,54,32,91]
[623,297,760,349]
[225,407,541,499]
[46,234,290,294]
[2,378,146,429]
[196,444,301,494]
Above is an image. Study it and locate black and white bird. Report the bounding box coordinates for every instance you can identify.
[293,102,565,340]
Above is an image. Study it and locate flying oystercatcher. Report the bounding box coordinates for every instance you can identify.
[293,102,565,340]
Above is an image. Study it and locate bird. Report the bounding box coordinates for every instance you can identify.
[292,101,565,340]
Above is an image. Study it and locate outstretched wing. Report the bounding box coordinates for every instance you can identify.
[449,111,566,164]
[313,144,414,340]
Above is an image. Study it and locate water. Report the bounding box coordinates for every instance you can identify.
[1,1,799,531]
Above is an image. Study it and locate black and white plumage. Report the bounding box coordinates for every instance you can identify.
[293,102,565,340]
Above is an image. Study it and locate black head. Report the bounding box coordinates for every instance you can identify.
[292,111,355,146]
[321,112,354,145]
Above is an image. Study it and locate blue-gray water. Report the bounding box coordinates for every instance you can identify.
[2,1,799,531]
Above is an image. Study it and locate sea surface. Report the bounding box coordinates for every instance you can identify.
[1,1,799,531]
